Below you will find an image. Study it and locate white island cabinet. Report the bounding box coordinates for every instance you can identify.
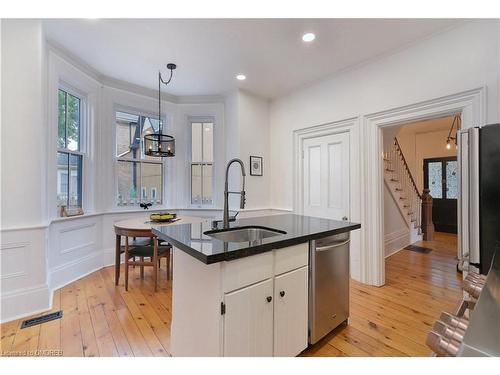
[170,242,309,357]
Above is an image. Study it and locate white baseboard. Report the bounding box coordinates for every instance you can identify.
[0,284,51,323]
[384,228,410,258]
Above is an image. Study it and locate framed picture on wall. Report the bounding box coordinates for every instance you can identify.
[250,156,263,176]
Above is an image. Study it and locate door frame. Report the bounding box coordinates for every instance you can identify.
[293,117,361,279]
[363,87,485,286]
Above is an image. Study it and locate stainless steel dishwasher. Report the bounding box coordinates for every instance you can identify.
[308,232,350,344]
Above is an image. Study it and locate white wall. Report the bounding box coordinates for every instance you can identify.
[237,90,271,209]
[1,20,47,229]
[269,20,500,282]
[224,89,271,210]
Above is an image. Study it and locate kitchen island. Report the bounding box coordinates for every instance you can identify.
[152,213,360,357]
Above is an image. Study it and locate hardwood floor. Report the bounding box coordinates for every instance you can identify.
[302,232,462,357]
[0,232,462,357]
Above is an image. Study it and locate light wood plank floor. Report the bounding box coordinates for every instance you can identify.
[1,232,461,357]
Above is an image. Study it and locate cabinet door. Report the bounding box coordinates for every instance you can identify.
[273,266,308,356]
[223,278,274,357]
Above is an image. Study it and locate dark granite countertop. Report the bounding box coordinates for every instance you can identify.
[458,251,500,357]
[152,213,361,264]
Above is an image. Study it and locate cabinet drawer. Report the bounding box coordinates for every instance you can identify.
[222,251,273,293]
[274,242,308,276]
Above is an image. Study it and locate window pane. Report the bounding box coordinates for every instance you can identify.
[68,154,82,209]
[116,111,161,160]
[446,160,458,199]
[192,123,202,162]
[202,123,213,162]
[58,90,67,149]
[141,163,162,204]
[57,152,69,207]
[116,111,139,158]
[202,164,213,204]
[66,93,80,151]
[191,164,202,204]
[117,160,140,206]
[428,162,442,199]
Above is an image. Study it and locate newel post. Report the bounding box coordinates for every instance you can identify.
[421,188,434,241]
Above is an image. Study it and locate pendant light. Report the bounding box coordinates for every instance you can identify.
[144,63,176,157]
[445,114,461,150]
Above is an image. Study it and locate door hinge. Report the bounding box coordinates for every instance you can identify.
[220,302,226,315]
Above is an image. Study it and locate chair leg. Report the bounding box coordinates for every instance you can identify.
[153,238,158,292]
[125,238,129,291]
[140,257,144,279]
[170,248,173,279]
[166,252,170,280]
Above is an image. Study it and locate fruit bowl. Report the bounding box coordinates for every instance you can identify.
[150,212,177,222]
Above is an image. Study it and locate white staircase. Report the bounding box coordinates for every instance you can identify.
[384,138,423,244]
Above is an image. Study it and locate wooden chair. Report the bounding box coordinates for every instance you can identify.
[124,237,172,292]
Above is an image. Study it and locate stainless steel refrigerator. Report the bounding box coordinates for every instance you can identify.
[458,123,500,274]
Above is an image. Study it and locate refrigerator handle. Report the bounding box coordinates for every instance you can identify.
[469,127,481,265]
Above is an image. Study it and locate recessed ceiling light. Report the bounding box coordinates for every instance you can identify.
[236,74,246,81]
[302,33,316,42]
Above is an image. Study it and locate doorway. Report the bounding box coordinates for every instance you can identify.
[423,157,458,233]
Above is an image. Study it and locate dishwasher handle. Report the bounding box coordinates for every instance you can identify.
[315,239,350,252]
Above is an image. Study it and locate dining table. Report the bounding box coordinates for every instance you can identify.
[113,215,204,285]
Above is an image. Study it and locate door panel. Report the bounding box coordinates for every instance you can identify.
[307,145,321,207]
[303,132,350,220]
[273,266,308,357]
[424,157,458,233]
[223,279,273,357]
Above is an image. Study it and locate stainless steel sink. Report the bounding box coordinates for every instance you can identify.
[204,226,286,243]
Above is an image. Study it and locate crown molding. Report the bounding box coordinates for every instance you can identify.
[46,39,227,105]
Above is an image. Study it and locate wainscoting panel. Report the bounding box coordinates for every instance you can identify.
[48,216,103,290]
[0,227,50,323]
[59,222,96,254]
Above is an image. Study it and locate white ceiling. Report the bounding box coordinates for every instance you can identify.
[43,19,461,99]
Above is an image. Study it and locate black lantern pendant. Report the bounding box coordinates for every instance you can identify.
[144,63,176,157]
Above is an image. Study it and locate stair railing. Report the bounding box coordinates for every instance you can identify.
[384,137,422,233]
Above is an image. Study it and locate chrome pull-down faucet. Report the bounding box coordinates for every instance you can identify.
[223,158,246,229]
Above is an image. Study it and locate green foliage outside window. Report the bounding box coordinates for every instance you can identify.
[58,89,80,150]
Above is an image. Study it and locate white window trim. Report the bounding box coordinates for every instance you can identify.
[188,116,215,209]
[113,104,166,208]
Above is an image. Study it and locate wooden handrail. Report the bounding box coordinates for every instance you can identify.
[394,137,421,199]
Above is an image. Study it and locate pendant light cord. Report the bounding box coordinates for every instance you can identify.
[158,64,175,134]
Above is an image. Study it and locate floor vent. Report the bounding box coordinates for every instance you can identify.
[20,311,63,329]
[404,245,432,254]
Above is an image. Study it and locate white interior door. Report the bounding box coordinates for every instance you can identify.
[302,132,350,220]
